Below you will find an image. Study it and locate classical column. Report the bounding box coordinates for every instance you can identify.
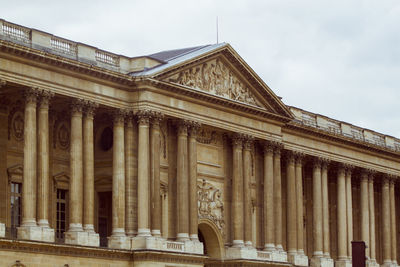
[37,90,54,228]
[389,178,397,264]
[68,99,84,233]
[321,160,330,257]
[382,176,391,264]
[243,136,253,247]
[274,144,283,251]
[263,142,275,251]
[345,166,353,259]
[232,134,244,247]
[337,164,347,261]
[188,122,200,241]
[108,110,128,248]
[368,174,376,262]
[312,158,323,258]
[360,170,370,259]
[176,120,189,241]
[19,88,39,239]
[136,110,152,237]
[125,112,135,237]
[83,101,98,235]
[295,153,304,255]
[151,112,163,237]
[286,151,297,256]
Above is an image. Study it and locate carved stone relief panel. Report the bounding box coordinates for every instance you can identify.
[196,128,222,146]
[197,179,225,233]
[167,58,260,107]
[53,112,70,150]
[8,102,24,142]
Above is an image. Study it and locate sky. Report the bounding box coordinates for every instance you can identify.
[2,0,400,137]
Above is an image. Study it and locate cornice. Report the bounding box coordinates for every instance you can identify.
[0,40,135,86]
[284,121,400,158]
[144,78,292,124]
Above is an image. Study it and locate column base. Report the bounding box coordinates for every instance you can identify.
[132,235,165,250]
[225,246,258,260]
[311,256,334,267]
[257,249,288,262]
[381,262,398,267]
[288,252,309,266]
[17,225,55,242]
[108,235,130,250]
[367,259,379,267]
[0,223,5,237]
[336,259,352,267]
[65,230,100,246]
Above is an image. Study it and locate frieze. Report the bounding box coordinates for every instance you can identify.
[167,58,260,107]
[197,179,225,232]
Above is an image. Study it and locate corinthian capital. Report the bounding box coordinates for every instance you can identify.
[242,135,254,150]
[25,87,39,104]
[84,100,99,118]
[136,109,153,125]
[187,121,201,137]
[70,98,85,114]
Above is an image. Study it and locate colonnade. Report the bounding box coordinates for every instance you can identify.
[13,87,400,264]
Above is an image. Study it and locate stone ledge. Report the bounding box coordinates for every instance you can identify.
[206,258,292,267]
[17,226,55,243]
[288,253,308,266]
[0,224,4,238]
[311,256,334,267]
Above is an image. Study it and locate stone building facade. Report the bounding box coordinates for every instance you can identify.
[0,19,399,267]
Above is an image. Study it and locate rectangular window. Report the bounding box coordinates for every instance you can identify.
[56,189,68,242]
[10,182,22,238]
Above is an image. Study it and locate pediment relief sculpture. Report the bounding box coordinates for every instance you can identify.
[167,58,260,107]
[7,164,23,184]
[197,179,225,232]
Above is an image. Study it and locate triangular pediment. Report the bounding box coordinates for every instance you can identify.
[153,44,293,119]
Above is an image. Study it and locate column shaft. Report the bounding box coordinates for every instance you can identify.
[368,176,376,261]
[69,100,84,231]
[137,111,151,236]
[243,138,253,246]
[321,161,330,257]
[188,123,200,240]
[151,114,162,237]
[37,93,51,227]
[263,144,274,251]
[232,135,244,247]
[274,147,283,251]
[125,117,135,236]
[337,166,347,260]
[112,111,125,236]
[360,172,370,258]
[176,121,189,241]
[22,89,38,227]
[390,180,397,263]
[312,159,323,257]
[83,104,96,232]
[295,154,304,255]
[345,168,353,258]
[382,178,391,263]
[286,152,297,255]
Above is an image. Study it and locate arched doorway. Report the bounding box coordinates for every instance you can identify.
[198,219,224,259]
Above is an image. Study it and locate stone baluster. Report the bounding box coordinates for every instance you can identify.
[151,112,163,237]
[136,110,152,237]
[243,136,253,247]
[188,121,201,241]
[108,109,129,249]
[232,134,244,247]
[176,120,190,241]
[125,111,135,237]
[295,152,305,255]
[263,142,275,251]
[18,88,39,241]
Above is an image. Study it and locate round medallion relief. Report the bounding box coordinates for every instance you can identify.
[57,123,70,150]
[11,111,24,141]
[100,127,113,151]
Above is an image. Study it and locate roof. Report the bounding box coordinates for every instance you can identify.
[130,43,227,76]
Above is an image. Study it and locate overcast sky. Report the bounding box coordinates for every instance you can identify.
[2,0,400,137]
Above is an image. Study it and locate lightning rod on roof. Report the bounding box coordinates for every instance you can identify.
[216,16,219,44]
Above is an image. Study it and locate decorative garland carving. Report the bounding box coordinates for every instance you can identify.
[197,179,225,232]
[196,129,220,145]
[168,58,260,107]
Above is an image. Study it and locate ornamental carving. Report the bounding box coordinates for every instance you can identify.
[53,113,70,150]
[197,179,225,231]
[11,111,24,141]
[196,128,221,145]
[168,58,260,107]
